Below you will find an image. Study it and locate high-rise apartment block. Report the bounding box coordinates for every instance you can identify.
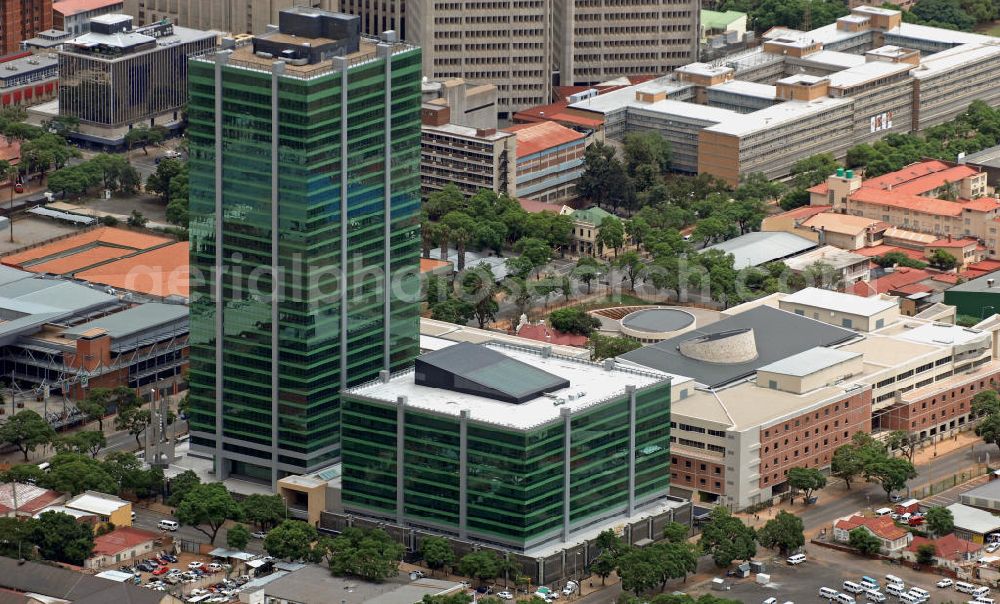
[404,0,698,116]
[341,342,672,552]
[186,8,422,484]
[1,0,54,55]
[57,15,215,145]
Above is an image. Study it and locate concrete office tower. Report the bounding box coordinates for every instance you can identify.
[407,0,552,117]
[337,0,405,40]
[123,0,334,34]
[186,8,423,485]
[555,0,699,85]
[1,0,54,55]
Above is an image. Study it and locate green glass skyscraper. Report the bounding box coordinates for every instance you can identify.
[186,7,422,485]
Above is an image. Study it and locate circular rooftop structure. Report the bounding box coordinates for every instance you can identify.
[618,307,697,343]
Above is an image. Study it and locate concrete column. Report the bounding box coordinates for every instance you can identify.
[627,384,636,516]
[213,51,230,481]
[336,57,349,389]
[269,61,284,488]
[396,396,407,525]
[378,43,393,372]
[459,409,470,539]
[561,406,572,542]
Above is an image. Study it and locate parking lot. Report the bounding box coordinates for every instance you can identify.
[696,547,969,604]
[118,548,265,601]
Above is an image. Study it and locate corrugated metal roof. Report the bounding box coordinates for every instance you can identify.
[757,346,861,377]
[704,231,817,268]
[63,302,187,340]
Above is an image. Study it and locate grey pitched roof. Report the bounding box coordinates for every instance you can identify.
[63,303,188,340]
[619,305,857,388]
[0,557,173,604]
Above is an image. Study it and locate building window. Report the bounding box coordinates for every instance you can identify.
[842,318,853,328]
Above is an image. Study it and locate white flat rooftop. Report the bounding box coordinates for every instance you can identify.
[567,76,692,114]
[66,492,128,516]
[781,287,897,317]
[797,50,867,69]
[784,245,869,271]
[629,98,740,123]
[757,346,862,377]
[347,343,667,430]
[828,60,913,88]
[776,74,828,85]
[886,22,997,45]
[911,43,1000,78]
[421,122,513,141]
[707,80,777,99]
[676,62,733,77]
[704,96,852,137]
[894,322,991,347]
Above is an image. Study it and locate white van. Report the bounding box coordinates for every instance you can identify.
[899,593,921,604]
[885,574,903,585]
[787,553,806,565]
[886,585,905,598]
[866,592,886,603]
[819,587,839,600]
[957,583,979,594]
[910,587,929,600]
[874,507,893,517]
[843,582,864,595]
[158,519,179,531]
[974,588,992,599]
[836,594,857,604]
[975,597,995,604]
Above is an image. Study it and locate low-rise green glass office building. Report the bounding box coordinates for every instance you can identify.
[341,342,672,552]
[186,8,422,485]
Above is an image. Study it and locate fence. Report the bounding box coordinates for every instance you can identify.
[908,463,990,500]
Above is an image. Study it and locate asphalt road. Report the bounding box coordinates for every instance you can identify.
[132,506,264,554]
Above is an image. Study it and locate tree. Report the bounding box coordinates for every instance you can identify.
[264,519,320,562]
[0,410,56,461]
[756,511,805,556]
[831,432,885,490]
[579,143,628,210]
[597,217,626,257]
[145,158,184,201]
[422,595,473,604]
[976,412,1000,448]
[324,527,403,581]
[127,209,148,228]
[616,547,659,595]
[868,457,917,500]
[430,298,475,325]
[115,406,152,448]
[2,463,44,485]
[420,536,455,575]
[909,0,975,30]
[76,388,114,432]
[622,131,672,176]
[589,334,641,360]
[549,307,601,336]
[167,469,201,507]
[165,163,190,227]
[616,250,646,291]
[663,522,689,544]
[21,134,78,183]
[593,549,618,585]
[176,482,242,544]
[972,390,1000,417]
[460,264,502,329]
[925,506,955,537]
[240,494,286,530]
[443,211,478,272]
[54,430,106,458]
[886,430,917,463]
[514,237,552,278]
[227,524,251,550]
[457,550,501,586]
[697,507,757,568]
[874,251,927,270]
[32,511,94,565]
[124,125,165,156]
[40,453,117,495]
[929,249,959,270]
[425,184,465,220]
[915,542,936,565]
[849,527,882,556]
[0,516,37,560]
[104,451,162,498]
[786,467,827,502]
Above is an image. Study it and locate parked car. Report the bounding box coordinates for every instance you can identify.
[987,543,1000,554]
[889,494,903,503]
[251,530,267,539]
[908,516,926,526]
[188,561,205,570]
[409,570,425,580]
[151,567,170,576]
[937,579,954,588]
[563,581,578,596]
[497,592,514,601]
[206,562,223,572]
[763,599,778,604]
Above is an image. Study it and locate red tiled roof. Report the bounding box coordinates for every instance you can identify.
[891,165,980,195]
[905,534,981,560]
[849,188,965,217]
[419,258,451,273]
[808,182,829,195]
[893,283,933,295]
[516,323,589,347]
[961,197,1000,212]
[835,515,909,541]
[92,526,159,557]
[772,205,832,221]
[854,244,925,261]
[932,273,961,284]
[969,260,1000,272]
[851,267,931,296]
[518,198,566,214]
[863,160,953,190]
[53,0,123,17]
[0,483,62,516]
[929,237,979,248]
[503,121,586,158]
[0,138,20,166]
[74,241,189,298]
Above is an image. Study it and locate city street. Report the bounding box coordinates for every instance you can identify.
[131,506,263,554]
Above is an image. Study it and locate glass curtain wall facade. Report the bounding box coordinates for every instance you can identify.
[186,44,422,485]
[341,380,671,551]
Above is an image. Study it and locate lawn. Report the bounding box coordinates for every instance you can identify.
[975,20,1000,37]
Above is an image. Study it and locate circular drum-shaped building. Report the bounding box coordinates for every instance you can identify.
[618,307,697,343]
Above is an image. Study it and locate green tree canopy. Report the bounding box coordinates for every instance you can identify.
[32,511,95,565]
[925,506,955,537]
[786,467,827,502]
[240,494,287,530]
[756,511,805,556]
[549,306,601,335]
[324,527,403,582]
[457,550,502,585]
[849,527,882,556]
[176,482,242,544]
[589,334,642,360]
[167,469,201,507]
[39,453,117,495]
[0,409,56,461]
[697,507,757,567]
[53,430,106,458]
[227,524,251,550]
[265,519,321,562]
[420,536,455,575]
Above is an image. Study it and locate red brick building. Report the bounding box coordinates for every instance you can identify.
[0,0,53,55]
